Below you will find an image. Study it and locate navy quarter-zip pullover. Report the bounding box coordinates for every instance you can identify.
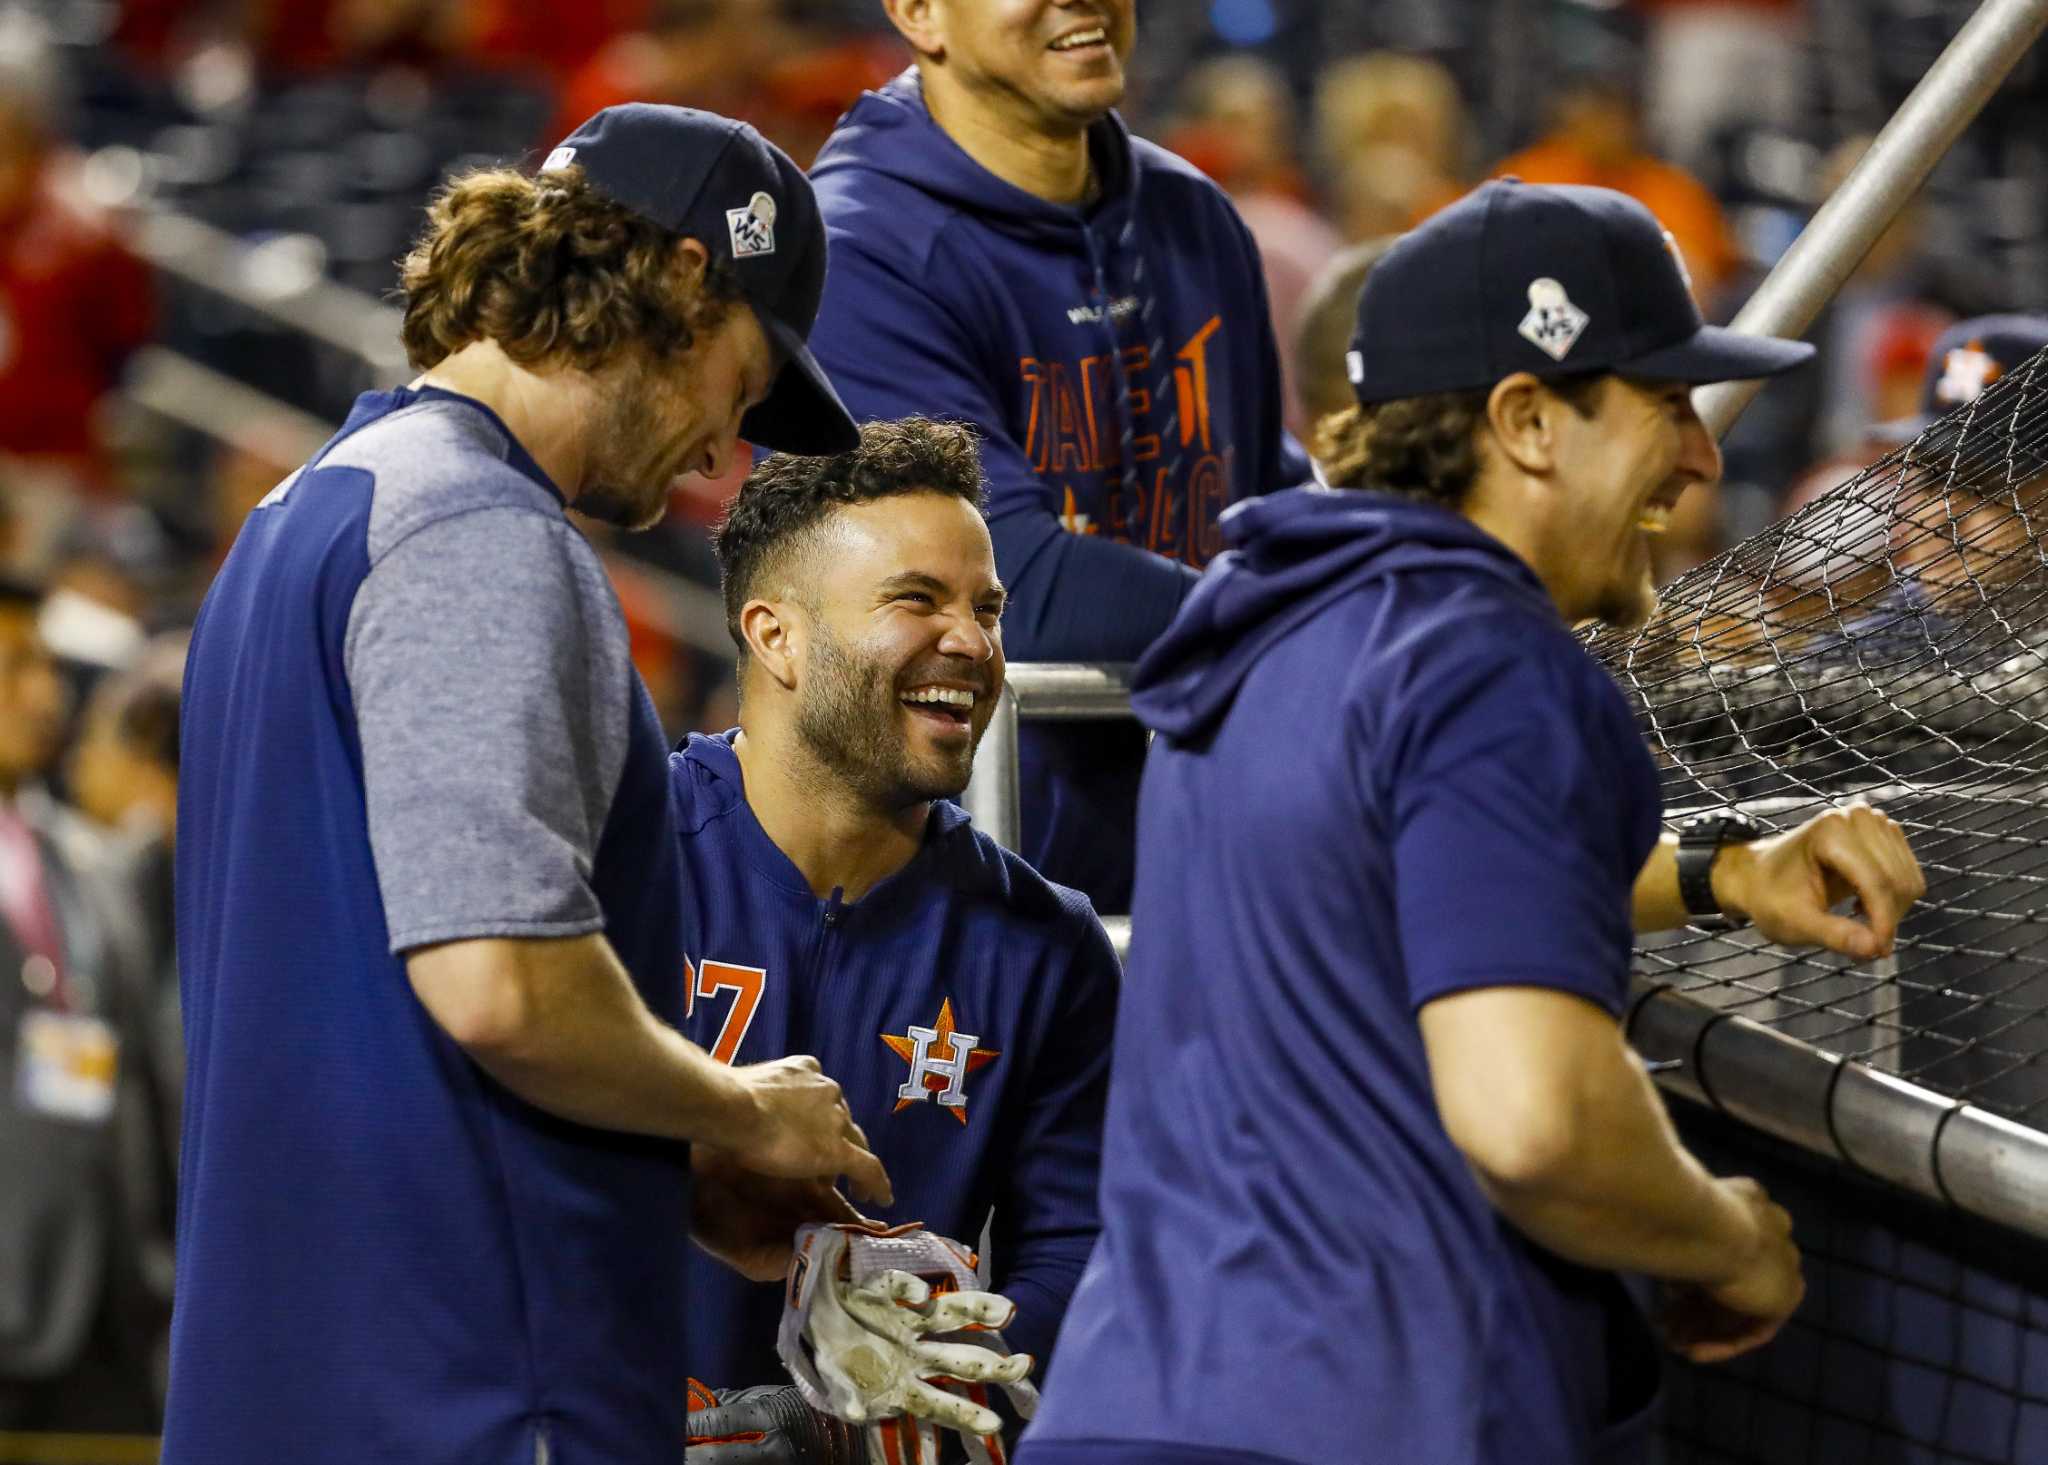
[670,733,1119,1389]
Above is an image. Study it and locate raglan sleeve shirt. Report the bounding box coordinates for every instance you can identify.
[1384,621,1663,1017]
[989,898,1121,1367]
[345,506,630,953]
[806,227,1200,664]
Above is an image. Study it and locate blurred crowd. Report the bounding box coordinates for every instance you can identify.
[1,0,2047,1433]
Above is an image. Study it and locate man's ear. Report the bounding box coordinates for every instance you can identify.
[881,0,945,61]
[673,236,711,286]
[740,597,804,693]
[1484,372,1559,476]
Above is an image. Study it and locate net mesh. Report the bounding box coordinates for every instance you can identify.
[1588,345,2048,1124]
[1661,1107,2048,1465]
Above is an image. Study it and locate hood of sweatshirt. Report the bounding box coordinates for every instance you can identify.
[1131,487,1558,742]
[810,70,1139,246]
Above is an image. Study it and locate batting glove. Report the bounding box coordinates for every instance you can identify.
[686,1379,866,1464]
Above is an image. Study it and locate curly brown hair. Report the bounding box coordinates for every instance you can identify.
[716,418,989,657]
[398,164,745,372]
[1314,374,1607,506]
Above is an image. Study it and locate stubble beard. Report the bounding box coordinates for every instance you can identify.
[570,361,684,532]
[793,621,978,813]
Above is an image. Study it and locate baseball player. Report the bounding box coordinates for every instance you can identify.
[170,106,891,1465]
[1020,180,1926,1465]
[672,418,1120,1461]
[803,1,1312,912]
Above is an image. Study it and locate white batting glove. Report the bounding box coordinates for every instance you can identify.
[778,1223,1039,1444]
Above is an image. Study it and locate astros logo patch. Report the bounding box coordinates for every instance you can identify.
[882,998,999,1125]
[1518,277,1589,362]
[727,190,778,258]
[1936,343,2003,407]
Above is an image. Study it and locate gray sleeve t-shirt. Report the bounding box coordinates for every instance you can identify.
[335,399,635,954]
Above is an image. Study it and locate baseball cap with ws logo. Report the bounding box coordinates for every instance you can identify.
[1346,178,1814,406]
[542,103,859,455]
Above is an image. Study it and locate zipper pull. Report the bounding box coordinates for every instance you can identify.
[824,888,843,926]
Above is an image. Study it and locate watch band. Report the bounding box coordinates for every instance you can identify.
[1675,812,1764,918]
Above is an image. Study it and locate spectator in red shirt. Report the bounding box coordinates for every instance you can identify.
[0,52,154,492]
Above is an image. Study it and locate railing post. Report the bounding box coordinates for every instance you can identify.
[962,684,1022,852]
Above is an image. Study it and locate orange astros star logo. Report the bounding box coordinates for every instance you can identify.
[881,998,1000,1124]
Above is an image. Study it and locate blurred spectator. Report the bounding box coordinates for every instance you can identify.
[69,634,183,845]
[0,24,155,495]
[553,1,898,166]
[67,633,186,1174]
[552,0,774,139]
[1312,52,1468,240]
[0,575,170,1434]
[1291,234,1399,453]
[1803,134,1951,461]
[1490,70,1739,299]
[1639,0,1806,175]
[1782,314,2048,519]
[202,432,298,568]
[1166,56,1341,437]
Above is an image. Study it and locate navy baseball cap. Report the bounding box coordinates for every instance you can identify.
[1874,314,2048,443]
[542,104,858,455]
[1347,179,1814,406]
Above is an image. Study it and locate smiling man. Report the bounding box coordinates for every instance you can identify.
[802,0,1312,912]
[1021,181,1926,1465]
[674,418,1121,1463]
[170,106,891,1465]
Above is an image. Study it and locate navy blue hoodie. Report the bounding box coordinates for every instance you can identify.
[808,72,1310,911]
[668,733,1120,1392]
[1022,489,1663,1465]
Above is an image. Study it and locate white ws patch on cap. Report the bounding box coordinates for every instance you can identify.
[541,146,577,172]
[727,190,778,259]
[1518,277,1589,362]
[1346,349,1365,385]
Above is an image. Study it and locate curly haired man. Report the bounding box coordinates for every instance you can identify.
[168,106,887,1465]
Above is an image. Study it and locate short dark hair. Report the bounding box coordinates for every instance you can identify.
[1317,373,1608,506]
[714,418,988,654]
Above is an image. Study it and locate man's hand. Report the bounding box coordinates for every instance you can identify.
[1659,1176,1804,1364]
[686,1381,866,1464]
[691,1144,869,1282]
[727,1055,894,1208]
[1714,802,1925,960]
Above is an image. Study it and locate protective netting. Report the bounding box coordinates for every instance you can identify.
[1588,345,2048,1125]
[1660,1108,2048,1465]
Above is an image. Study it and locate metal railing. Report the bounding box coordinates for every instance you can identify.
[964,661,2048,1244]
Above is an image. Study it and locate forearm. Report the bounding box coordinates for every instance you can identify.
[1476,1044,1758,1285]
[991,511,1199,662]
[998,1257,1086,1365]
[410,935,750,1145]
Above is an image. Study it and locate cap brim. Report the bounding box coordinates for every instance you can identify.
[1623,324,1816,384]
[740,314,860,456]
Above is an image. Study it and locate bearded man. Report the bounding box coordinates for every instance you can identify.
[675,417,1121,1463]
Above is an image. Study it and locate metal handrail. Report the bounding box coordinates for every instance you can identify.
[961,664,1136,853]
[971,659,2048,1243]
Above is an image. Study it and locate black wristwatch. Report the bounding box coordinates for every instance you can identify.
[1674,810,1765,920]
